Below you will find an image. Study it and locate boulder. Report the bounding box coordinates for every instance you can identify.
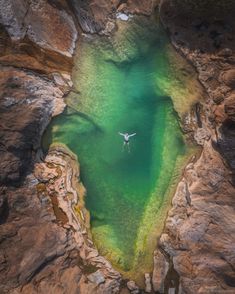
[0,0,77,57]
[25,0,77,57]
[224,94,235,121]
[221,69,235,89]
[0,67,66,184]
[152,250,169,293]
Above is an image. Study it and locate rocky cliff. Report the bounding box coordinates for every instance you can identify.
[153,1,235,293]
[0,1,121,293]
[0,0,235,293]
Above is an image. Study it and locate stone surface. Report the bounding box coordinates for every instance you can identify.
[69,0,115,33]
[69,0,156,34]
[0,179,77,292]
[87,270,105,285]
[158,1,235,293]
[127,280,139,294]
[25,0,77,57]
[118,0,155,15]
[224,94,235,121]
[144,273,152,293]
[0,0,77,57]
[0,0,28,40]
[0,66,66,184]
[152,250,169,293]
[0,1,122,293]
[221,69,235,88]
[1,0,235,293]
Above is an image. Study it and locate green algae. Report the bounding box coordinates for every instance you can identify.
[43,16,201,282]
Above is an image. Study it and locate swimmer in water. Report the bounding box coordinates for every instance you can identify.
[118,132,136,152]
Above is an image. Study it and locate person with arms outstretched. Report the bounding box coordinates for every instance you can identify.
[118,132,136,152]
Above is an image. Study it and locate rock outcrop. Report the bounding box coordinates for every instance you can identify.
[69,0,157,34]
[151,1,235,293]
[0,67,66,184]
[0,1,123,293]
[0,0,77,57]
[0,1,158,293]
[1,0,235,293]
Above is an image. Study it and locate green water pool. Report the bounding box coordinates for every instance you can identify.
[44,16,201,281]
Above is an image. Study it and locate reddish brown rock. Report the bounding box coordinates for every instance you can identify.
[152,250,169,293]
[224,94,235,121]
[0,0,77,58]
[0,66,66,184]
[158,1,235,293]
[213,104,226,123]
[0,2,122,293]
[159,143,235,293]
[70,0,156,34]
[119,0,155,15]
[1,1,235,293]
[221,69,235,89]
[127,280,140,294]
[25,0,77,57]
[69,0,117,34]
[0,182,75,292]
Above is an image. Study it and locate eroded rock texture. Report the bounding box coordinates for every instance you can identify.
[0,1,123,293]
[0,0,77,56]
[1,0,235,293]
[0,67,66,184]
[152,0,235,293]
[69,0,156,34]
[0,0,159,292]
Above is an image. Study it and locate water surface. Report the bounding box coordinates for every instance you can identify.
[44,16,201,281]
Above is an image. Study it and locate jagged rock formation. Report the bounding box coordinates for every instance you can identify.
[0,0,122,293]
[0,1,156,293]
[1,0,235,293]
[152,1,235,293]
[69,0,155,34]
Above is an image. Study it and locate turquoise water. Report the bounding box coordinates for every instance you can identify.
[44,17,198,279]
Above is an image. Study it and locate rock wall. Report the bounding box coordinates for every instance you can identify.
[0,0,122,293]
[68,0,156,34]
[1,0,235,293]
[0,1,156,293]
[152,1,235,293]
